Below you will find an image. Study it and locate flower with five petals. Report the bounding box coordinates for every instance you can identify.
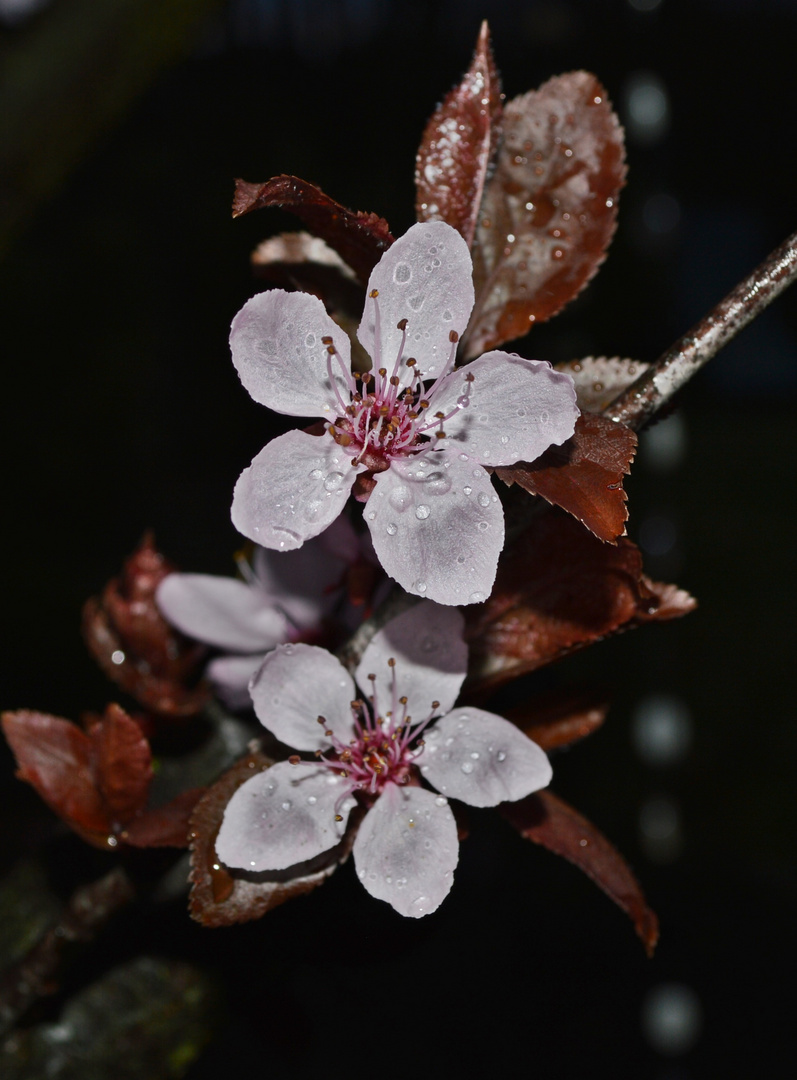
[229,220,578,605]
[216,601,552,917]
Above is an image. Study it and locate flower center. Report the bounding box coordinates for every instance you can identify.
[294,658,439,817]
[321,291,474,476]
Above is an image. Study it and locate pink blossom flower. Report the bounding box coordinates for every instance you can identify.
[156,518,374,707]
[215,601,552,917]
[229,221,578,606]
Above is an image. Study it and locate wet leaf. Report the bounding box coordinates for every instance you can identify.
[503,685,609,751]
[415,21,503,249]
[251,230,364,320]
[557,356,650,414]
[123,788,205,849]
[464,72,626,358]
[89,704,152,826]
[465,509,696,695]
[0,956,218,1079]
[1,711,108,837]
[83,534,208,717]
[232,175,393,284]
[501,789,659,955]
[496,412,637,543]
[188,750,352,927]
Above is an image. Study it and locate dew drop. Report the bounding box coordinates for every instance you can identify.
[408,295,425,311]
[469,591,485,603]
[442,309,453,322]
[303,499,323,521]
[281,801,292,810]
[358,869,366,880]
[477,492,490,507]
[367,511,376,520]
[394,262,412,284]
[460,761,474,775]
[415,504,431,520]
[456,554,466,564]
[307,795,318,805]
[472,469,482,478]
[500,435,509,444]
[516,407,527,417]
[309,468,323,480]
[324,471,344,491]
[477,521,489,531]
[414,580,428,594]
[459,453,468,461]
[386,522,398,535]
[304,332,316,348]
[463,485,472,496]
[496,750,507,762]
[389,485,412,512]
[470,751,480,760]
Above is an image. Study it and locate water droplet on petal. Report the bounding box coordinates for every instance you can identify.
[460,761,474,775]
[389,485,412,512]
[386,522,398,535]
[477,492,490,507]
[307,795,318,805]
[468,591,485,603]
[415,504,431,520]
[496,750,507,762]
[463,486,472,496]
[477,521,489,531]
[394,263,412,284]
[408,295,425,311]
[414,580,428,594]
[309,468,323,480]
[281,801,292,810]
[304,332,316,348]
[324,471,344,492]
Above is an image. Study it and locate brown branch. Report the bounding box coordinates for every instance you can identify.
[606,228,797,429]
[0,867,134,1038]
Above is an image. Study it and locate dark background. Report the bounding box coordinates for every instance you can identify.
[2,0,795,1076]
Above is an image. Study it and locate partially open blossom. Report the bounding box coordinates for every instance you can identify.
[229,220,579,605]
[156,518,377,707]
[215,601,552,917]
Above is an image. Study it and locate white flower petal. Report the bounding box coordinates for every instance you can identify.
[355,601,466,720]
[419,708,552,807]
[358,222,474,387]
[430,352,579,467]
[230,289,351,418]
[216,761,354,872]
[365,451,504,605]
[249,643,356,750]
[156,574,287,652]
[206,653,265,709]
[251,517,355,630]
[352,783,458,917]
[232,429,359,551]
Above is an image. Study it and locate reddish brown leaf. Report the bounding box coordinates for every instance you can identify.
[496,412,637,543]
[89,703,152,827]
[123,787,205,848]
[1,710,109,838]
[83,533,209,717]
[501,789,659,955]
[251,231,365,319]
[557,356,650,414]
[232,175,393,284]
[464,72,626,358]
[188,751,354,927]
[503,685,609,751]
[465,509,696,695]
[415,21,503,249]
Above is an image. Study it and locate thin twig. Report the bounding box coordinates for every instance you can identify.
[0,867,134,1038]
[606,228,797,429]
